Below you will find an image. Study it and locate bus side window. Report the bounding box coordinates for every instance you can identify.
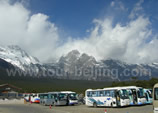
[104,91,108,97]
[107,91,110,97]
[105,91,110,97]
[92,91,97,97]
[137,91,140,97]
[96,91,98,97]
[51,94,54,99]
[87,92,91,97]
[128,90,132,96]
[97,91,100,97]
[48,94,52,99]
[44,95,47,99]
[110,91,115,97]
[99,91,103,97]
[92,91,95,97]
[103,91,106,96]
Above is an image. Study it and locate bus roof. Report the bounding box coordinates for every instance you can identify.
[85,86,144,92]
[48,92,61,94]
[38,93,48,94]
[154,83,158,88]
[120,86,141,89]
[86,87,123,91]
[103,87,119,90]
[61,91,76,94]
[86,89,104,91]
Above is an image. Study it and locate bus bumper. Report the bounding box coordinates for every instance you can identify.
[154,108,158,113]
[34,99,40,103]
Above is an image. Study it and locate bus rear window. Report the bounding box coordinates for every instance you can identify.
[154,88,158,100]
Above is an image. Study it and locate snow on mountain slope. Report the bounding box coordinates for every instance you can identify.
[0,46,158,81]
[0,45,40,70]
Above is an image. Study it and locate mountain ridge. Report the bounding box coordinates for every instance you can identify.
[0,45,158,81]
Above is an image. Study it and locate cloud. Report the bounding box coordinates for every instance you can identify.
[129,0,144,19]
[110,1,126,11]
[58,16,157,64]
[111,1,115,7]
[0,0,158,64]
[0,0,59,62]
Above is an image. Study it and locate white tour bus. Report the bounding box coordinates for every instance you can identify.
[153,83,158,113]
[30,93,40,103]
[61,91,78,105]
[39,93,50,105]
[85,87,130,107]
[39,92,67,106]
[24,93,31,102]
[24,93,40,103]
[121,86,146,105]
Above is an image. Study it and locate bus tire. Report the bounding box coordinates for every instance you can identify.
[52,102,55,106]
[43,102,46,106]
[93,102,97,108]
[111,103,114,108]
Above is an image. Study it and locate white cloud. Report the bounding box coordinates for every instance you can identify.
[129,0,144,19]
[58,16,158,64]
[111,1,115,7]
[110,1,126,11]
[0,0,59,62]
[0,0,158,64]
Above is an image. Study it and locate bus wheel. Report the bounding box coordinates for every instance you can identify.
[43,102,46,106]
[93,102,97,108]
[52,102,55,106]
[111,103,114,108]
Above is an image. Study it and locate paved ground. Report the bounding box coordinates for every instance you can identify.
[0,104,54,113]
[0,103,153,113]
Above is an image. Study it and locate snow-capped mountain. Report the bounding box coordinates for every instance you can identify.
[56,50,158,81]
[0,45,40,71]
[56,50,100,80]
[0,45,158,81]
[58,50,97,72]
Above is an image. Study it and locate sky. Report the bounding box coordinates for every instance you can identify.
[0,0,158,64]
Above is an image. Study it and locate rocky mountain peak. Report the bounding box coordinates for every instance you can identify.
[66,50,80,58]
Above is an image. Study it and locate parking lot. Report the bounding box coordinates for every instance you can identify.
[0,102,153,113]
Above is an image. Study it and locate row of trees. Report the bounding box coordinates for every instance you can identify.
[111,77,158,89]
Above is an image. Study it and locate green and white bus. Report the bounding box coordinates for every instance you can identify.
[85,87,130,107]
[121,86,146,105]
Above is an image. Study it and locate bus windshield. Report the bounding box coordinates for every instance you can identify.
[69,93,77,100]
[120,90,129,99]
[138,88,145,98]
[154,88,158,100]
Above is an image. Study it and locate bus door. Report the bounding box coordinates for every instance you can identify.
[54,94,58,105]
[115,90,120,106]
[128,90,133,104]
[145,91,149,102]
[131,89,137,104]
[57,93,67,105]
